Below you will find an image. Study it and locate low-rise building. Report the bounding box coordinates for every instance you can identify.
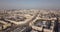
[29,18,57,32]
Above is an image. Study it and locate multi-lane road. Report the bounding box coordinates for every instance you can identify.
[11,11,40,32]
[2,11,40,32]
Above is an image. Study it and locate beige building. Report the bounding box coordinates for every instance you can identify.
[29,18,57,32]
[0,20,11,30]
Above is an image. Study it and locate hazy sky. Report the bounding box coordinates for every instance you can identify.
[0,0,60,9]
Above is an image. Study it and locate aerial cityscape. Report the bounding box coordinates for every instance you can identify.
[0,9,60,32]
[0,0,60,32]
